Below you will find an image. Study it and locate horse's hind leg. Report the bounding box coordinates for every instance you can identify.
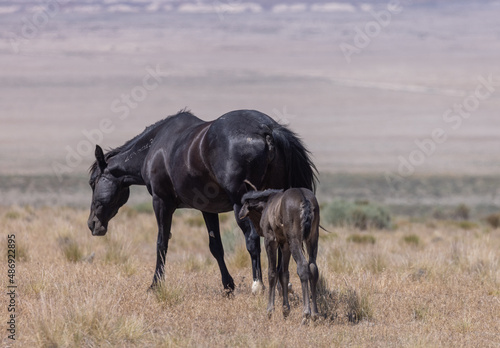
[202,212,235,292]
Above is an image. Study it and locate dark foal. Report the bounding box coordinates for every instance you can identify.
[239,188,320,320]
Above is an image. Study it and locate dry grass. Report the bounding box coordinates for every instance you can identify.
[1,206,499,347]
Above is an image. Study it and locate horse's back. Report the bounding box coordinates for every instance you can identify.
[209,110,277,137]
[204,110,278,193]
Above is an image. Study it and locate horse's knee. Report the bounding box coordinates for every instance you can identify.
[245,233,260,256]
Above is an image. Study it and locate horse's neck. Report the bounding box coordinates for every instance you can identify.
[110,139,154,185]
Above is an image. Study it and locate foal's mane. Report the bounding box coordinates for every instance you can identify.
[89,109,192,173]
[241,189,283,204]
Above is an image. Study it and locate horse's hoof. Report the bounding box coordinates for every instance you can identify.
[252,280,264,295]
[282,306,290,318]
[223,287,234,298]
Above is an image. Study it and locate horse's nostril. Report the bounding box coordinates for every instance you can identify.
[88,220,95,231]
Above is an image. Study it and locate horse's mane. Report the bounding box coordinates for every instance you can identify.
[89,109,192,173]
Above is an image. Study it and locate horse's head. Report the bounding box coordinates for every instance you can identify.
[87,145,130,236]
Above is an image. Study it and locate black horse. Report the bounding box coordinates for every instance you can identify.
[88,109,317,293]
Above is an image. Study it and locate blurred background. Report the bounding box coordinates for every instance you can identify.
[1,0,499,216]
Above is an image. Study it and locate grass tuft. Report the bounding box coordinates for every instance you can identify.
[344,288,373,323]
[323,200,391,230]
[346,233,376,245]
[402,234,421,247]
[185,214,205,228]
[485,213,500,228]
[132,201,154,214]
[153,281,185,307]
[230,245,251,269]
[57,236,83,263]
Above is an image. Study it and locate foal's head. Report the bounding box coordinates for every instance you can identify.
[239,189,283,220]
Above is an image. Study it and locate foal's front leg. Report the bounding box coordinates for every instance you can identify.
[265,237,278,317]
[278,243,291,317]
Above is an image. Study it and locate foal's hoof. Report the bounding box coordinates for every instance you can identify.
[267,309,274,319]
[282,306,290,318]
[301,312,311,325]
[148,283,160,292]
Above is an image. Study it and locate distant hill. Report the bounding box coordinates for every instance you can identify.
[0,0,475,17]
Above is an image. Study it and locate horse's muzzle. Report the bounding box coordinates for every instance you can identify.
[88,218,107,236]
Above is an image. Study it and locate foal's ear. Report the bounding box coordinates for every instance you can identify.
[238,202,250,220]
[95,145,107,171]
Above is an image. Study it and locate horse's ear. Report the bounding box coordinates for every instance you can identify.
[244,179,257,192]
[95,145,107,171]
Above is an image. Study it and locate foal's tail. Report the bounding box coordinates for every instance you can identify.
[300,199,314,242]
[271,124,318,192]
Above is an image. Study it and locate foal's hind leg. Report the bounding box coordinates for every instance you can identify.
[290,243,311,319]
[278,243,291,317]
[308,261,319,319]
[203,212,235,293]
[307,228,320,319]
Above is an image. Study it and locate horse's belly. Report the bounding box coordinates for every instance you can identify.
[176,181,234,213]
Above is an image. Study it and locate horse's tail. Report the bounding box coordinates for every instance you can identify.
[270,124,318,192]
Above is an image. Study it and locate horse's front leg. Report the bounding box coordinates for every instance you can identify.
[234,205,264,294]
[150,195,175,289]
[202,212,235,292]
